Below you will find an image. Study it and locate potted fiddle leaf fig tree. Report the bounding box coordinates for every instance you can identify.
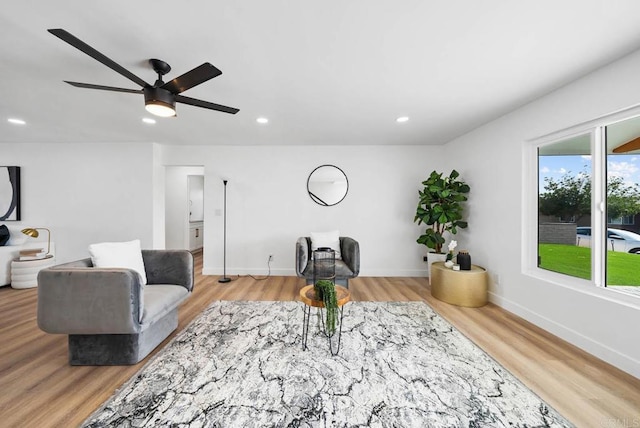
[414,169,470,271]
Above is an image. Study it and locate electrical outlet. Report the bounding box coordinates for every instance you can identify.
[268,254,273,262]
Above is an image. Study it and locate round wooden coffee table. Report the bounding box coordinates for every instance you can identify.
[299,285,350,355]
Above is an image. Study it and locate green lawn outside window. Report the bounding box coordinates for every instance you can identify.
[538,244,640,286]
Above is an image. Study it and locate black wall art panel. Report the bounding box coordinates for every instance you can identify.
[0,166,20,221]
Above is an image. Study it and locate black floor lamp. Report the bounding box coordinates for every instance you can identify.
[219,179,231,283]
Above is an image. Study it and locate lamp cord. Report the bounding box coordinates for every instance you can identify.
[237,258,272,281]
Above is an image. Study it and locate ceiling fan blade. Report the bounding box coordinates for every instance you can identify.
[161,63,222,94]
[65,81,142,94]
[613,136,640,153]
[175,95,239,114]
[48,29,150,88]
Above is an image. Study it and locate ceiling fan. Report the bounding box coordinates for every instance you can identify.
[48,28,239,117]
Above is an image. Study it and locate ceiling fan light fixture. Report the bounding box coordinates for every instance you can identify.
[144,87,176,117]
[146,103,175,117]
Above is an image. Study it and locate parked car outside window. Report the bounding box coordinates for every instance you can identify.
[576,227,640,254]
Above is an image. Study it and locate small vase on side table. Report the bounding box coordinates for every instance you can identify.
[457,250,471,270]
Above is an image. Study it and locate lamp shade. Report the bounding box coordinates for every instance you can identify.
[144,87,176,117]
[21,228,39,238]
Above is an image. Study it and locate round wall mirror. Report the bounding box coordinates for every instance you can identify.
[307,165,349,206]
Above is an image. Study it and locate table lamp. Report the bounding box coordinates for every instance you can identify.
[21,227,51,255]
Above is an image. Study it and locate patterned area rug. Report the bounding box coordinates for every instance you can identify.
[84,301,573,427]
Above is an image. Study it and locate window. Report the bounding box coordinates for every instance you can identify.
[537,133,592,280]
[577,228,591,236]
[605,118,640,290]
[531,111,640,297]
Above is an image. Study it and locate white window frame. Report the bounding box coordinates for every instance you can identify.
[523,104,640,305]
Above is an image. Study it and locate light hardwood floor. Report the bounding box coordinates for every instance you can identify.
[0,252,639,427]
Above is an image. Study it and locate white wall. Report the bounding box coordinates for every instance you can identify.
[164,166,204,249]
[444,49,640,378]
[160,145,444,277]
[1,142,155,262]
[152,143,165,249]
[1,141,444,276]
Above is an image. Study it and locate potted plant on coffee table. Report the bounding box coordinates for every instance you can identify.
[314,279,339,336]
[414,169,470,275]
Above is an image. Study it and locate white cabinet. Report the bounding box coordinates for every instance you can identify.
[187,175,205,251]
[189,223,204,251]
[188,175,204,222]
[165,168,205,251]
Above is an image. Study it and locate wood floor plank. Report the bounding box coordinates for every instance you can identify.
[0,252,638,427]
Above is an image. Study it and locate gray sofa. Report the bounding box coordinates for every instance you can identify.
[37,250,194,365]
[296,236,360,288]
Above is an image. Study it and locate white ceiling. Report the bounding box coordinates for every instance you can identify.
[4,1,640,146]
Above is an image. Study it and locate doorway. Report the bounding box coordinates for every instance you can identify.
[165,166,204,250]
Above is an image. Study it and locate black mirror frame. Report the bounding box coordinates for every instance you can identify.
[307,164,349,206]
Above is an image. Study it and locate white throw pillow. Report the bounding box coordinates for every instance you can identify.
[310,230,341,259]
[88,239,147,285]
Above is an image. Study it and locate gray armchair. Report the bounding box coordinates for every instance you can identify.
[37,250,194,365]
[296,237,360,288]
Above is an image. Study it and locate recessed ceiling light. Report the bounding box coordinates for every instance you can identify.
[396,116,409,123]
[142,117,157,124]
[8,118,26,125]
[256,117,269,124]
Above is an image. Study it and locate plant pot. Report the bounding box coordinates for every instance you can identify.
[426,252,447,278]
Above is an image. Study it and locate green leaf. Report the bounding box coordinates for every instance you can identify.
[415,169,470,251]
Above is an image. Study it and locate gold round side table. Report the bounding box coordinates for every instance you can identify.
[430,261,488,307]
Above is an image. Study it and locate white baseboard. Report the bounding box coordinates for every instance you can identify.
[201,267,429,277]
[489,292,640,379]
[359,268,428,277]
[202,267,294,276]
